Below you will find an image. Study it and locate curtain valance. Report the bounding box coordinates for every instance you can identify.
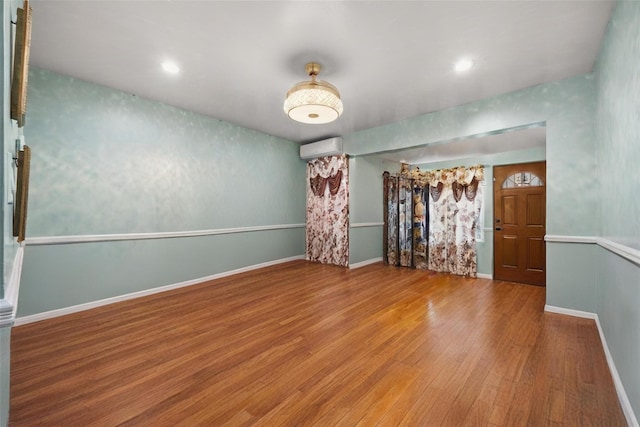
[402,164,484,187]
[308,155,346,178]
[309,170,343,197]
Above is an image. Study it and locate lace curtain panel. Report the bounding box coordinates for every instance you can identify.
[306,155,349,267]
[426,166,483,277]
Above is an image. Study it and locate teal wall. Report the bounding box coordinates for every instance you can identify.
[546,242,598,312]
[18,228,303,316]
[17,67,306,317]
[343,74,598,238]
[349,155,398,225]
[26,68,305,236]
[348,155,398,264]
[595,0,640,251]
[593,0,640,419]
[597,249,640,420]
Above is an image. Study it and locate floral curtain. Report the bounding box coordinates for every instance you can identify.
[384,173,399,265]
[383,174,428,269]
[398,177,413,267]
[412,184,428,269]
[415,166,483,277]
[306,155,349,266]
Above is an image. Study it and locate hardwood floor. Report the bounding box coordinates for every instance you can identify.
[10,261,626,426]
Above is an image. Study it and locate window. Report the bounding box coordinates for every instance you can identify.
[501,172,544,189]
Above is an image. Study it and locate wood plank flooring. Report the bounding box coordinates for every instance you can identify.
[10,261,626,426]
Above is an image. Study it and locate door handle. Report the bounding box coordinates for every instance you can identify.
[495,227,502,231]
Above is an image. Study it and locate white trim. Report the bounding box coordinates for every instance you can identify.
[350,222,384,228]
[0,300,13,328]
[0,245,25,328]
[23,223,305,246]
[595,316,639,427]
[544,305,638,426]
[598,238,640,267]
[544,235,599,244]
[544,304,597,319]
[477,273,493,279]
[349,257,383,269]
[13,255,304,326]
[544,235,640,267]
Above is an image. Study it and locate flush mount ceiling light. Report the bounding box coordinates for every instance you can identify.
[284,62,343,124]
[454,58,474,73]
[161,60,180,74]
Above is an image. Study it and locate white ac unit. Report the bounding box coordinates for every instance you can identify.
[299,137,343,160]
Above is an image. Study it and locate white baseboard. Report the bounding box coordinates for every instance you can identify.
[477,273,493,279]
[595,316,639,427]
[545,305,638,426]
[349,257,383,269]
[14,255,304,326]
[544,304,597,319]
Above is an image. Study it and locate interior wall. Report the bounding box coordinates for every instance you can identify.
[343,74,598,238]
[595,0,640,251]
[594,0,640,419]
[348,155,398,265]
[17,67,306,317]
[25,68,305,236]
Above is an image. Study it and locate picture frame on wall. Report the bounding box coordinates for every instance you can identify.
[13,146,31,242]
[11,0,32,127]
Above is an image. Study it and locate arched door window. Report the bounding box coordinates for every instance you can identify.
[501,171,544,189]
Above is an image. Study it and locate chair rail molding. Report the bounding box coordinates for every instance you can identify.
[350,222,384,228]
[23,223,306,246]
[545,235,640,267]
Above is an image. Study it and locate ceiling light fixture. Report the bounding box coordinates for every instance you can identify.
[284,62,343,124]
[454,58,474,73]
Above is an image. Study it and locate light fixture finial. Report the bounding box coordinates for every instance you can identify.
[305,62,321,77]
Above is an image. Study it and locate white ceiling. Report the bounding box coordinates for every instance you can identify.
[29,1,613,147]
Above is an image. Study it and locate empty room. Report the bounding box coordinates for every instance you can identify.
[1,1,638,425]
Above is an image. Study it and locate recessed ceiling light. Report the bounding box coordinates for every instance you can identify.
[161,60,180,74]
[454,58,474,73]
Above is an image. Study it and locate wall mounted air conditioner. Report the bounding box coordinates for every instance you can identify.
[299,137,343,160]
